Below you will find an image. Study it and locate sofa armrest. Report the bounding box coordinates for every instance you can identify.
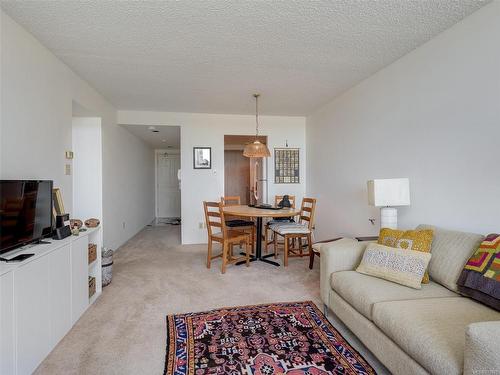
[319,238,368,305]
[464,321,500,375]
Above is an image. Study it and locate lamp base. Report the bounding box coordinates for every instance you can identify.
[380,207,398,229]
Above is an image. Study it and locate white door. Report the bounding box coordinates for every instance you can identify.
[157,153,181,218]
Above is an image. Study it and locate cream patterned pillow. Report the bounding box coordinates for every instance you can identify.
[356,243,432,289]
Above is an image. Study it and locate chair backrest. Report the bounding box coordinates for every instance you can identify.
[274,195,296,209]
[221,196,241,206]
[203,201,228,238]
[299,198,317,229]
[221,196,241,221]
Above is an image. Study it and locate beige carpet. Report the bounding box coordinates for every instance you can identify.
[34,224,387,374]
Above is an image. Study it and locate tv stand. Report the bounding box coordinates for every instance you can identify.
[0,254,35,262]
[0,226,102,375]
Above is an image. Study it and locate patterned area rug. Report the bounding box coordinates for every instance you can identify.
[164,301,376,374]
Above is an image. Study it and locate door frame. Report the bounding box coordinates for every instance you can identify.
[223,135,269,204]
[155,149,181,221]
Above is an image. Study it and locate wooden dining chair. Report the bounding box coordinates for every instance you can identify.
[203,201,251,273]
[271,198,317,266]
[264,195,296,253]
[221,195,255,253]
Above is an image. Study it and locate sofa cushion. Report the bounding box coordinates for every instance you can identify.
[372,297,500,375]
[356,243,432,289]
[417,224,484,291]
[379,228,434,283]
[330,270,457,320]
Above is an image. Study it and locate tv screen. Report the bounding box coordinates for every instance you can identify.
[0,180,54,254]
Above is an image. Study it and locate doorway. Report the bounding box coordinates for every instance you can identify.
[156,151,181,219]
[224,135,268,205]
[120,124,182,225]
[71,103,103,222]
[224,150,250,204]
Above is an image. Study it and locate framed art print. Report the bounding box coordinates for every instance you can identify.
[193,147,211,169]
[274,148,299,183]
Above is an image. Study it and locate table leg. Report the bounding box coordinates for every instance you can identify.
[255,217,263,258]
[256,217,280,266]
[237,216,280,267]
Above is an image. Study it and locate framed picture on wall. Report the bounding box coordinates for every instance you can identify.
[193,147,212,169]
[274,148,300,183]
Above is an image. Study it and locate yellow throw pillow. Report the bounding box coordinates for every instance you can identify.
[378,228,434,283]
[378,228,404,247]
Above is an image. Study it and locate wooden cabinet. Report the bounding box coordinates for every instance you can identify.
[0,271,15,375]
[71,236,89,324]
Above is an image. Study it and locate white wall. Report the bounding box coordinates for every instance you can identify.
[103,126,155,249]
[0,11,155,250]
[72,117,102,221]
[306,1,500,239]
[118,111,307,244]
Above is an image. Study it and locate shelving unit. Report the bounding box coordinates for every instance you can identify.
[0,226,102,375]
[87,227,102,302]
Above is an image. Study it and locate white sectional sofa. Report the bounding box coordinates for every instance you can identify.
[318,225,500,375]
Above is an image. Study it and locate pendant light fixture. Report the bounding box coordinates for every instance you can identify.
[243,94,271,158]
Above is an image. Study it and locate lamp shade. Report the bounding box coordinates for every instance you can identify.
[367,178,410,207]
[243,140,271,158]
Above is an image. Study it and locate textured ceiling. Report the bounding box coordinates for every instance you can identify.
[1,1,488,115]
[122,124,180,149]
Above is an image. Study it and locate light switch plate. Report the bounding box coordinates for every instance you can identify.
[65,164,71,175]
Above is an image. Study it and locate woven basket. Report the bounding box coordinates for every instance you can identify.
[88,276,96,298]
[102,248,113,287]
[88,243,97,264]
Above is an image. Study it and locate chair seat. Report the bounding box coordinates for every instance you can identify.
[212,230,249,240]
[270,223,310,235]
[266,218,293,226]
[225,219,254,228]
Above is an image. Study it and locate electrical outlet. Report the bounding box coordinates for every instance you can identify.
[199,222,204,229]
[122,222,126,229]
[64,164,71,175]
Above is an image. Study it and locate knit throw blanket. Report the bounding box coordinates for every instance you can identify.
[457,233,500,311]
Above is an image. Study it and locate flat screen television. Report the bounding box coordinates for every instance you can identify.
[0,180,54,255]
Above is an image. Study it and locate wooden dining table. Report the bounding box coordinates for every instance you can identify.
[222,205,300,266]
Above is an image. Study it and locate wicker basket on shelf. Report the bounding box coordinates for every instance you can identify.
[88,276,96,298]
[88,243,97,264]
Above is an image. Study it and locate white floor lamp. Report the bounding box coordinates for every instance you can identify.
[367,178,410,229]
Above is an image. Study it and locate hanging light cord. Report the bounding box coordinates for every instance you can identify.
[254,93,260,138]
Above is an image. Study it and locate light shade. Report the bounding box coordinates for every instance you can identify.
[243,140,271,158]
[367,178,410,207]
